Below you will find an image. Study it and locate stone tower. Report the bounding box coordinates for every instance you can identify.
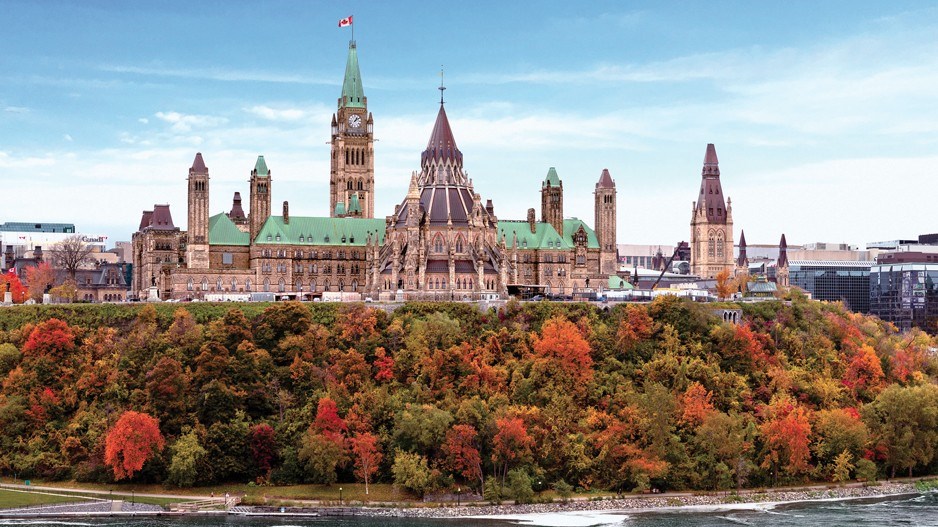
[690,143,734,278]
[595,168,617,274]
[776,233,790,288]
[249,155,272,241]
[330,40,375,218]
[541,167,563,236]
[186,152,210,269]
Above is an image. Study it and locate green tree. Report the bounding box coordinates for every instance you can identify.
[831,450,854,483]
[298,432,345,484]
[863,383,938,478]
[166,430,206,487]
[391,450,432,497]
[507,468,534,504]
[0,343,20,376]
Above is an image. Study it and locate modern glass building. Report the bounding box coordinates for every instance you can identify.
[870,262,938,332]
[788,260,872,313]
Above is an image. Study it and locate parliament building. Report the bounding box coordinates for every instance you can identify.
[131,41,618,301]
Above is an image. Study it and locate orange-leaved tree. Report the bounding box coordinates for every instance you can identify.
[442,423,484,489]
[25,262,57,302]
[104,411,165,480]
[532,316,593,391]
[350,431,382,495]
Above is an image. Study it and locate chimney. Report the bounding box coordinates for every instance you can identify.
[527,208,536,234]
[283,201,290,225]
[34,246,43,263]
[486,199,494,216]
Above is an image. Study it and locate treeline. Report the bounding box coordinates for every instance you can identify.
[1,296,937,498]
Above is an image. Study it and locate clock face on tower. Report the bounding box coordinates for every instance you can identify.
[348,114,362,128]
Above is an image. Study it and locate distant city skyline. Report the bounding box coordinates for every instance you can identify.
[2,1,937,247]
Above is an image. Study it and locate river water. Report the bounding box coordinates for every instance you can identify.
[2,492,938,527]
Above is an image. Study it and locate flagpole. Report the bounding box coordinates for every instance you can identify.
[352,17,354,43]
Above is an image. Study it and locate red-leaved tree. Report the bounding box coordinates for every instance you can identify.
[104,411,165,480]
[250,423,277,479]
[350,432,382,495]
[442,424,484,489]
[492,416,534,486]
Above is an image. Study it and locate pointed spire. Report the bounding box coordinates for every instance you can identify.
[543,167,561,188]
[190,152,208,175]
[340,41,366,109]
[422,103,462,166]
[596,168,615,189]
[737,230,748,267]
[334,201,347,217]
[702,143,720,176]
[407,172,420,200]
[778,234,788,267]
[253,155,270,178]
[695,143,727,224]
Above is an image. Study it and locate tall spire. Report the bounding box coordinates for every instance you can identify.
[737,230,748,267]
[340,41,366,109]
[777,234,788,267]
[422,103,462,167]
[696,143,727,224]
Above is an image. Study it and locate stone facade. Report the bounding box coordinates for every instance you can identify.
[131,41,617,301]
[690,143,735,279]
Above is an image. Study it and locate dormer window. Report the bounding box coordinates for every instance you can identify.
[275,234,281,242]
[299,235,305,242]
[324,235,330,243]
[267,234,273,241]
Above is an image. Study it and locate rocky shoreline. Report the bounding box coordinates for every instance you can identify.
[350,481,922,519]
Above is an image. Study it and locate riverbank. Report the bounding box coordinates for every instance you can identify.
[248,480,923,519]
[0,479,927,520]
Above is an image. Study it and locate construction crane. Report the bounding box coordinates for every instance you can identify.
[650,243,685,290]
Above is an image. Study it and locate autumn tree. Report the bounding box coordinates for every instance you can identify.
[759,396,812,483]
[249,423,277,480]
[0,271,28,303]
[442,424,484,489]
[492,416,534,486]
[167,429,206,487]
[350,432,383,495]
[714,269,736,300]
[104,411,165,480]
[25,262,56,302]
[49,235,95,281]
[531,316,593,395]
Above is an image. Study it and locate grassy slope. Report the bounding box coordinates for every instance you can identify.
[0,488,91,509]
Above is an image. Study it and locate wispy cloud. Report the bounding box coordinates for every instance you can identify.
[154,111,228,133]
[3,106,30,113]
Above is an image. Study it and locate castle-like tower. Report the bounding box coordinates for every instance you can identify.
[186,153,210,269]
[541,167,563,236]
[690,143,734,278]
[330,40,375,219]
[249,155,271,241]
[595,168,617,274]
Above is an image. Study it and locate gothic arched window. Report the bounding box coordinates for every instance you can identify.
[716,231,725,258]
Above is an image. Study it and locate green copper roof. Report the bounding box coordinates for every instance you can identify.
[254,155,269,178]
[497,221,570,250]
[256,216,385,246]
[348,193,361,214]
[334,201,347,216]
[608,275,634,290]
[563,218,600,249]
[542,167,561,188]
[340,41,366,109]
[208,213,250,246]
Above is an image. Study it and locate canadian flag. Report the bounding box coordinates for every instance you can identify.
[338,15,353,28]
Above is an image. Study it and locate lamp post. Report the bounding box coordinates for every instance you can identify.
[457,486,461,507]
[339,487,343,504]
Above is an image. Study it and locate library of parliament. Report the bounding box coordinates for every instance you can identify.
[131,41,622,300]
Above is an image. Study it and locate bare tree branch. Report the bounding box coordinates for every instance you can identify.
[50,235,96,281]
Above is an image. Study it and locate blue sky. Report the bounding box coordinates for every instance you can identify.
[2,1,937,247]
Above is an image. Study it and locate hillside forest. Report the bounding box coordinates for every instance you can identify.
[1,296,937,499]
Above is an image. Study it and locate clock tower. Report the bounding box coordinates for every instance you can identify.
[330,40,375,218]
